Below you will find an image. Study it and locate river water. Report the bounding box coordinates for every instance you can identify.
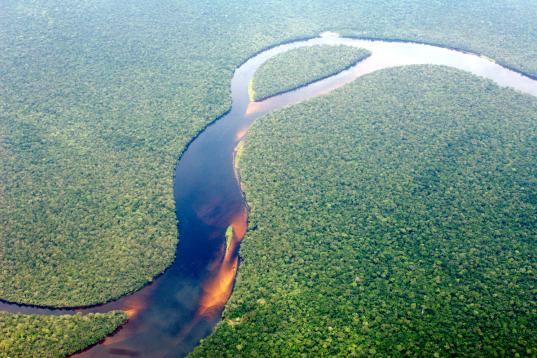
[2,34,536,357]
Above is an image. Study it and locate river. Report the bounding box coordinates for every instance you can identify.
[2,34,537,357]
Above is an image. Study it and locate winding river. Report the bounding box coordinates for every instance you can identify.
[2,34,537,357]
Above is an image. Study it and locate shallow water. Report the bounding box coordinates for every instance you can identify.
[2,35,537,357]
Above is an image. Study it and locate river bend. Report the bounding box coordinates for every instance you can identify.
[2,34,537,357]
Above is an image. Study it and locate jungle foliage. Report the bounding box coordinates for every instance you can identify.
[0,311,126,357]
[1,0,537,309]
[252,45,370,101]
[2,1,537,354]
[192,66,537,357]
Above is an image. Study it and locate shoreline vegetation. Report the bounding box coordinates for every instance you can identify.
[0,311,127,358]
[5,32,536,313]
[251,45,371,101]
[2,0,537,355]
[192,65,537,356]
[0,0,537,307]
[1,34,537,357]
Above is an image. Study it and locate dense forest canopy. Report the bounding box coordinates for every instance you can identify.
[252,45,370,101]
[0,311,126,357]
[192,66,537,356]
[1,0,537,355]
[1,0,537,308]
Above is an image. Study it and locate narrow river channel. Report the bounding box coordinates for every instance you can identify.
[2,34,537,357]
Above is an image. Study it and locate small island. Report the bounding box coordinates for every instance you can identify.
[251,45,371,101]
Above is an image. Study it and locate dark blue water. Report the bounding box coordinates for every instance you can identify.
[2,35,536,357]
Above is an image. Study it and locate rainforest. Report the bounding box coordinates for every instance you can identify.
[1,0,536,357]
[194,66,537,356]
